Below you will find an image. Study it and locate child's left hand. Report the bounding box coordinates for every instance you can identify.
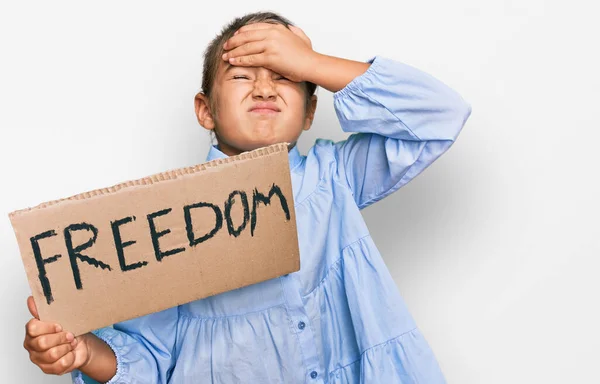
[222,23,316,82]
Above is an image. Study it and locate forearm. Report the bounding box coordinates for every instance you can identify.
[79,333,117,383]
[331,56,471,141]
[303,53,370,93]
[330,55,471,208]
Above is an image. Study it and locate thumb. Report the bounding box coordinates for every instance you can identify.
[27,296,39,319]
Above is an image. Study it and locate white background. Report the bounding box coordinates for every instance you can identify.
[1,1,598,383]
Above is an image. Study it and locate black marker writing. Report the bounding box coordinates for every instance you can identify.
[147,208,185,262]
[184,202,223,246]
[224,190,250,237]
[64,222,112,290]
[30,230,61,304]
[111,216,148,271]
[251,184,290,236]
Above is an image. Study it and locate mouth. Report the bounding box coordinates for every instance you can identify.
[251,109,279,114]
[249,102,281,115]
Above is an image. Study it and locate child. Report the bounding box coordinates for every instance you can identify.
[22,11,471,383]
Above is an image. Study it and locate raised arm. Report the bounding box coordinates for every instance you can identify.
[321,54,471,208]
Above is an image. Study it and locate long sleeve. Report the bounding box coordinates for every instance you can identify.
[71,306,179,384]
[332,55,472,209]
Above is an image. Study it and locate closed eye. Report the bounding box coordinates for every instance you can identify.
[232,75,250,80]
[275,76,290,81]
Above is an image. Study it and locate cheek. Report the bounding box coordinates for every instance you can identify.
[279,87,307,118]
[214,91,246,123]
[286,105,306,123]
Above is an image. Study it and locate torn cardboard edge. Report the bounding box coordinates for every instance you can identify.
[9,142,291,217]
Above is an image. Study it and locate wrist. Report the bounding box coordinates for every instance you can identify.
[78,333,94,370]
[300,53,370,93]
[301,51,325,85]
[78,332,118,382]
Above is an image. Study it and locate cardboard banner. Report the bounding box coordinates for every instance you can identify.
[9,143,300,336]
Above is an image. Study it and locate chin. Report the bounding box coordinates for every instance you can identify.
[243,138,281,151]
[219,123,300,153]
[246,128,290,148]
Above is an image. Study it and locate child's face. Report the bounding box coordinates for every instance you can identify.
[195,60,317,155]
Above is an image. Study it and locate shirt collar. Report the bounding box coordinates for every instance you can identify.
[206,143,303,170]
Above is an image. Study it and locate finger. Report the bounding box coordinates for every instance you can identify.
[288,25,312,48]
[25,318,62,338]
[223,41,268,61]
[54,351,77,375]
[37,351,76,376]
[228,54,266,67]
[30,331,75,352]
[234,22,281,35]
[30,343,72,365]
[27,296,39,319]
[224,29,269,51]
[288,25,306,38]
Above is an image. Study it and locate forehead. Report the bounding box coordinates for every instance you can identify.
[219,61,235,76]
[217,60,265,75]
[215,61,280,86]
[213,60,230,85]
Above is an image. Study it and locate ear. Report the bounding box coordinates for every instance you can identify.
[194,92,216,130]
[303,95,318,131]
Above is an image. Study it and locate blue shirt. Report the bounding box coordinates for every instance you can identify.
[72,55,471,384]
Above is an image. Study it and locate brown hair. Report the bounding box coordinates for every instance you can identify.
[200,11,318,108]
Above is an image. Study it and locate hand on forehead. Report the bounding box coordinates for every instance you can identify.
[220,22,314,83]
[225,22,312,51]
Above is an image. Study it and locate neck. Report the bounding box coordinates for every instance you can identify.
[215,140,296,156]
[215,140,244,156]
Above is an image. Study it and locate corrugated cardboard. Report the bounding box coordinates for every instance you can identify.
[9,143,300,336]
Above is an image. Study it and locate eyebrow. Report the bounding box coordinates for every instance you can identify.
[223,63,263,74]
[223,62,234,74]
[222,63,250,77]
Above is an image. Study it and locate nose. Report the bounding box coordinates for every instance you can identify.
[252,76,277,101]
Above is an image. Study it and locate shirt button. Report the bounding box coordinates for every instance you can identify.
[310,371,318,379]
[298,321,306,330]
